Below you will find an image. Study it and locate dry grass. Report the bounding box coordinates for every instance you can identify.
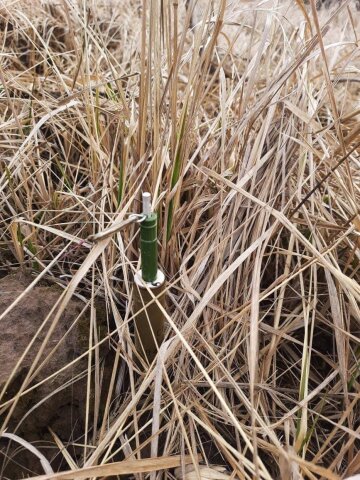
[0,0,360,478]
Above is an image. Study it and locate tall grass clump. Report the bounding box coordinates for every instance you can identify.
[0,0,360,478]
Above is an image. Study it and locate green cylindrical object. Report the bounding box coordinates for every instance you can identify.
[140,212,158,283]
[134,271,165,364]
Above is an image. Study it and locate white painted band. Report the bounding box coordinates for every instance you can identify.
[134,270,165,289]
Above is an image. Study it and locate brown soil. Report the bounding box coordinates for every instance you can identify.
[0,272,108,478]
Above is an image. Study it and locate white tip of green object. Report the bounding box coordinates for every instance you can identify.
[142,192,152,215]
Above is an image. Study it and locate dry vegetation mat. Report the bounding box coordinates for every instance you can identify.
[0,0,360,478]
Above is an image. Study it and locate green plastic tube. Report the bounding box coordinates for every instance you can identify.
[140,212,158,283]
[134,193,165,364]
